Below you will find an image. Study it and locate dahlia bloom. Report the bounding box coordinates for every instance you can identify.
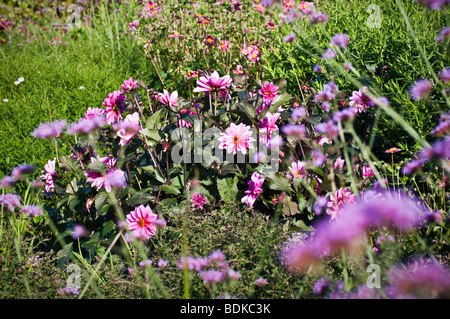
[258,82,279,103]
[84,107,105,119]
[299,1,314,14]
[349,86,375,113]
[218,123,256,155]
[233,65,245,75]
[259,112,280,146]
[193,71,232,100]
[102,90,126,124]
[158,89,179,107]
[31,120,67,139]
[204,34,216,47]
[217,40,229,51]
[241,172,265,207]
[362,166,375,178]
[115,112,141,146]
[326,187,356,220]
[287,161,306,180]
[126,204,158,240]
[84,156,122,192]
[283,0,295,11]
[334,157,345,173]
[191,192,207,210]
[121,77,139,94]
[41,158,57,192]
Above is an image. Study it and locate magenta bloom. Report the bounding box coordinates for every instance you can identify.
[201,270,226,284]
[102,90,126,124]
[126,204,158,240]
[31,120,67,139]
[326,187,356,220]
[299,1,314,14]
[41,158,57,192]
[217,40,230,51]
[409,79,433,101]
[84,107,105,119]
[158,89,179,107]
[259,112,280,146]
[259,82,279,103]
[233,65,245,75]
[255,277,268,287]
[121,77,139,94]
[218,123,256,155]
[84,156,120,192]
[115,112,141,146]
[334,157,345,173]
[191,192,207,210]
[193,71,232,100]
[241,172,265,207]
[204,34,216,47]
[431,110,450,137]
[349,86,375,113]
[287,161,306,180]
[362,166,375,178]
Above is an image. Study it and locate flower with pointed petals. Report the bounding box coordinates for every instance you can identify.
[233,65,245,75]
[121,77,139,94]
[259,112,280,146]
[193,71,232,100]
[218,123,256,155]
[114,112,141,146]
[158,89,179,108]
[84,107,105,119]
[287,161,306,180]
[41,158,57,192]
[349,86,375,113]
[126,204,158,240]
[326,187,356,220]
[259,82,279,103]
[217,40,229,51]
[241,172,265,207]
[191,192,207,210]
[103,91,126,124]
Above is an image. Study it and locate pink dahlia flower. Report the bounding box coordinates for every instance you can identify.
[158,89,179,107]
[217,40,230,51]
[84,107,105,119]
[121,77,139,94]
[259,112,280,146]
[84,156,121,193]
[102,90,126,124]
[126,204,158,240]
[349,86,375,113]
[326,187,356,220]
[259,82,279,103]
[193,71,232,100]
[241,172,265,207]
[191,192,207,210]
[218,123,256,155]
[287,161,306,180]
[41,158,57,192]
[115,112,141,146]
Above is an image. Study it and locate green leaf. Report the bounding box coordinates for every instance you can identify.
[126,191,155,206]
[146,108,163,130]
[87,160,107,172]
[101,220,117,237]
[217,176,239,205]
[263,92,293,117]
[161,185,180,195]
[236,100,257,119]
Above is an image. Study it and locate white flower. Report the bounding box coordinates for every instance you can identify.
[14,77,24,85]
[3,99,8,103]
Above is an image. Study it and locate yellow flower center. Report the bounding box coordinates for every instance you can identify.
[233,136,240,144]
[137,218,146,228]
